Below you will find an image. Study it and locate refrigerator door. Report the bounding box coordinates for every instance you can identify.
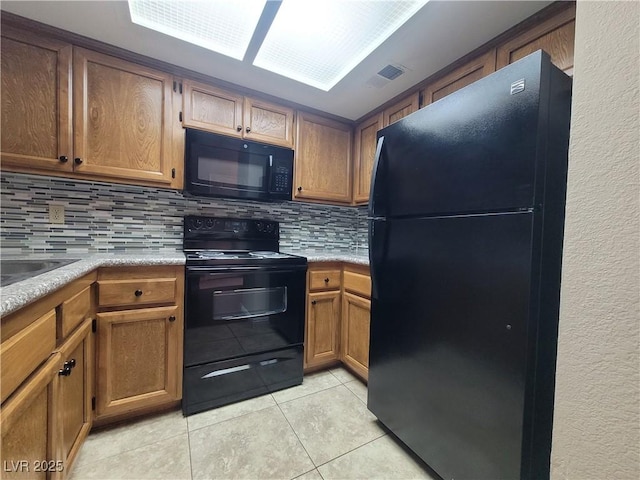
[368,211,535,480]
[371,51,549,219]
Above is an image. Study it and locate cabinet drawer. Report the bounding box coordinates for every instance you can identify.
[0,309,56,403]
[59,285,92,340]
[309,269,341,291]
[343,270,371,298]
[98,278,177,308]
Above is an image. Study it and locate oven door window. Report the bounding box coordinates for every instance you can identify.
[213,287,287,321]
[195,144,268,193]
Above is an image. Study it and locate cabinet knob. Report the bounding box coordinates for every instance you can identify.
[324,277,329,283]
[74,157,83,165]
[59,155,68,163]
[245,126,251,133]
[237,125,242,131]
[64,359,76,369]
[297,186,302,192]
[311,300,317,305]
[58,366,72,376]
[169,315,176,322]
[134,289,143,297]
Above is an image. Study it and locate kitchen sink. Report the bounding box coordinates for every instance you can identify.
[1,259,79,287]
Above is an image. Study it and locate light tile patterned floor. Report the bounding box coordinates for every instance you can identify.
[70,368,436,480]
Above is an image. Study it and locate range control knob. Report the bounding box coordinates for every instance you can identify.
[192,218,203,229]
[206,218,214,229]
[256,222,264,232]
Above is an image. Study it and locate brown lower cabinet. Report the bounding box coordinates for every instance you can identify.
[304,262,371,381]
[94,265,184,425]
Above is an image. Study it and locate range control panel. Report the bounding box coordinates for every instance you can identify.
[184,216,279,240]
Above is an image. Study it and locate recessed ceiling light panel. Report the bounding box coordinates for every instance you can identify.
[253,0,428,91]
[128,0,267,61]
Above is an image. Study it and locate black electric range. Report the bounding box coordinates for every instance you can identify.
[182,215,307,416]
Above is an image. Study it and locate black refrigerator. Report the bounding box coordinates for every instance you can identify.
[367,50,571,480]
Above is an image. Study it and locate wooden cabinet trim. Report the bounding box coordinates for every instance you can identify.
[96,305,181,419]
[496,3,575,73]
[422,49,497,106]
[383,91,420,127]
[182,79,244,137]
[1,310,57,404]
[353,112,383,205]
[97,277,177,308]
[73,47,174,185]
[1,26,73,172]
[0,351,61,438]
[58,285,92,341]
[243,97,295,148]
[294,111,352,204]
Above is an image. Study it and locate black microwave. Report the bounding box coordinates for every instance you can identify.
[184,129,294,201]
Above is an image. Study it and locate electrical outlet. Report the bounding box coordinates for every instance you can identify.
[49,204,65,224]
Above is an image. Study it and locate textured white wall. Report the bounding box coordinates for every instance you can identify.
[551,1,640,478]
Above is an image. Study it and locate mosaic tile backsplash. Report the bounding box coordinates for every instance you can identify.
[1,173,369,255]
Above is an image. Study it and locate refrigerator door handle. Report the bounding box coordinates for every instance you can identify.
[369,135,386,217]
[369,219,388,300]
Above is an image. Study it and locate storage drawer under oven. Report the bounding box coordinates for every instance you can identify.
[182,346,303,415]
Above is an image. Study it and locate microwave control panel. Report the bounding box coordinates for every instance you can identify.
[270,164,292,194]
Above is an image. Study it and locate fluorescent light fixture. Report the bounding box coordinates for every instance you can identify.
[128,0,267,61]
[253,0,429,91]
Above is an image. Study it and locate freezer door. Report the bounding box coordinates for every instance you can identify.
[368,211,536,480]
[374,51,552,218]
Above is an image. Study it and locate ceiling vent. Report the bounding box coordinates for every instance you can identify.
[377,64,405,80]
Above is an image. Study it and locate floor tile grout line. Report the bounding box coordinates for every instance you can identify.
[274,400,317,474]
[186,399,277,434]
[275,382,345,406]
[72,428,188,470]
[186,423,195,480]
[314,432,388,471]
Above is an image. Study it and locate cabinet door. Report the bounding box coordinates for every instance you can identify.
[182,80,244,138]
[294,112,352,204]
[95,306,181,420]
[496,4,575,75]
[305,291,341,368]
[73,48,174,185]
[55,318,92,473]
[341,292,371,381]
[353,113,383,204]
[243,97,294,148]
[382,92,419,126]
[422,49,496,107]
[1,353,61,480]
[1,28,72,173]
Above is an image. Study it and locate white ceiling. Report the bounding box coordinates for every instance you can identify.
[1,0,551,121]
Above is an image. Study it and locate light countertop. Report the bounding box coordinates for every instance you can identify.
[1,250,368,317]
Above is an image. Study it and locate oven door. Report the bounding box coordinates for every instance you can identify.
[184,265,307,367]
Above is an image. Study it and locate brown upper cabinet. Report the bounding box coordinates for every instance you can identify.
[496,3,575,75]
[353,113,383,205]
[422,49,497,107]
[294,111,352,204]
[0,28,179,189]
[73,48,175,186]
[1,27,73,173]
[383,92,420,127]
[182,80,295,149]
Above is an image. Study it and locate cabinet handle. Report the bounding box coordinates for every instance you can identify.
[74,157,83,165]
[245,126,251,133]
[58,366,72,376]
[237,125,242,131]
[311,300,317,305]
[169,315,176,322]
[297,186,302,192]
[59,155,68,163]
[134,289,143,297]
[324,277,329,283]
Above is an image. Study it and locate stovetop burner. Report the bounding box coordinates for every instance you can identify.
[188,250,296,261]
